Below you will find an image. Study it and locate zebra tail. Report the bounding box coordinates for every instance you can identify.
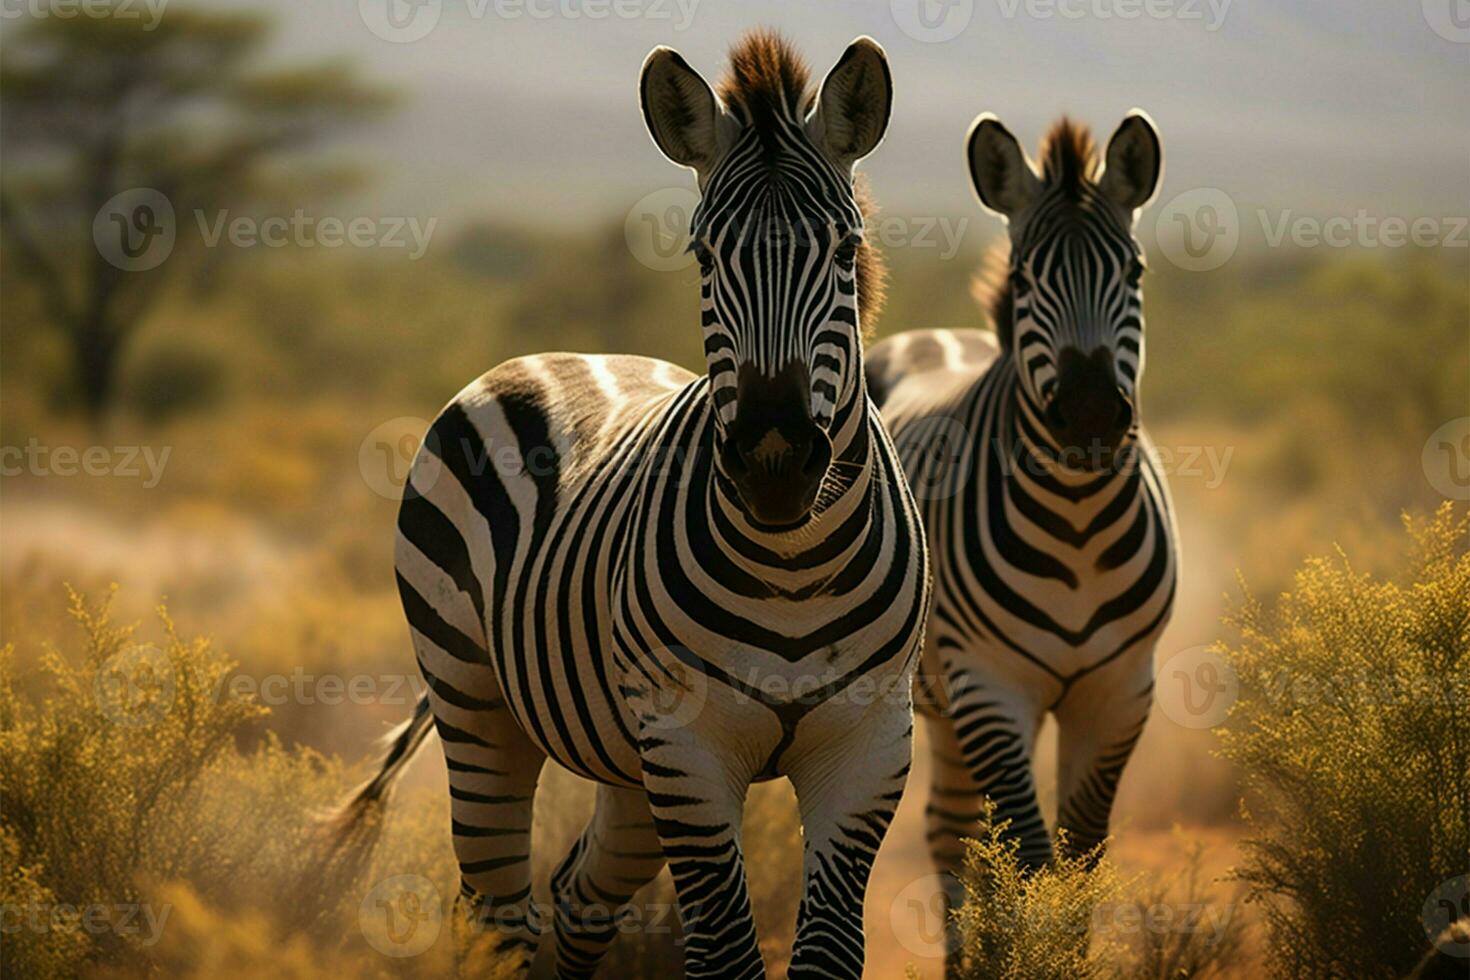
[316,694,435,855]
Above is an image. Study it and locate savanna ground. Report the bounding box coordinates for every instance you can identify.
[2,228,1466,977]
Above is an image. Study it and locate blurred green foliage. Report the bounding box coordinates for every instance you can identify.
[1217,503,1470,978]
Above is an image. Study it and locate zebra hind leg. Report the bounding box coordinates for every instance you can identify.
[404,622,548,971]
[549,783,668,978]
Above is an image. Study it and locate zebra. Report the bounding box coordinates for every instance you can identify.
[866,112,1178,957]
[331,32,929,980]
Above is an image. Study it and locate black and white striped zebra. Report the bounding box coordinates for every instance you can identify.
[334,32,929,979]
[867,112,1178,958]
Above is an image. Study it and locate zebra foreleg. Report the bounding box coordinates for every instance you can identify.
[1054,657,1153,863]
[549,783,667,979]
[639,735,763,980]
[785,704,913,980]
[944,664,1051,870]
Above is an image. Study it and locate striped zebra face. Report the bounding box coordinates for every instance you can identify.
[641,38,892,526]
[968,112,1163,464]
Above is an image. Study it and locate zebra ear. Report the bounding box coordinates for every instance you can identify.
[966,114,1042,219]
[1099,110,1163,212]
[640,47,734,178]
[809,36,892,171]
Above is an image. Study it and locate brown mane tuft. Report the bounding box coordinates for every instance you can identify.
[717,28,813,124]
[1038,116,1099,200]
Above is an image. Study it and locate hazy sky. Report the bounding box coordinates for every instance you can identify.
[190,0,1466,244]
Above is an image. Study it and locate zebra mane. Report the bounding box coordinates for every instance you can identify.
[716,29,887,334]
[1038,116,1100,201]
[717,29,815,126]
[972,241,1013,349]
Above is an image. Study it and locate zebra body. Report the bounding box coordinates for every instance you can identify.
[346,34,929,979]
[866,112,1178,964]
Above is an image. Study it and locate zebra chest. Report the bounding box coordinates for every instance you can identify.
[937,480,1176,674]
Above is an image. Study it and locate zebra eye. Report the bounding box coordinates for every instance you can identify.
[834,236,860,266]
[1125,259,1145,288]
[1010,267,1032,297]
[690,241,714,273]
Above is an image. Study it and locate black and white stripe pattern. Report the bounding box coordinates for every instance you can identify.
[340,33,928,979]
[867,112,1177,970]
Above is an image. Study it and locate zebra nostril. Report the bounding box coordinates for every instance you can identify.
[720,438,750,478]
[1115,394,1134,432]
[802,430,832,480]
[1045,400,1068,432]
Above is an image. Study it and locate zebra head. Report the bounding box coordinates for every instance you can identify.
[967,112,1163,466]
[640,33,892,528]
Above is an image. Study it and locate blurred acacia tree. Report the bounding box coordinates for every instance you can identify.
[0,5,390,425]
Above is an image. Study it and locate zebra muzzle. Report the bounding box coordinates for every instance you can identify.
[720,421,832,528]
